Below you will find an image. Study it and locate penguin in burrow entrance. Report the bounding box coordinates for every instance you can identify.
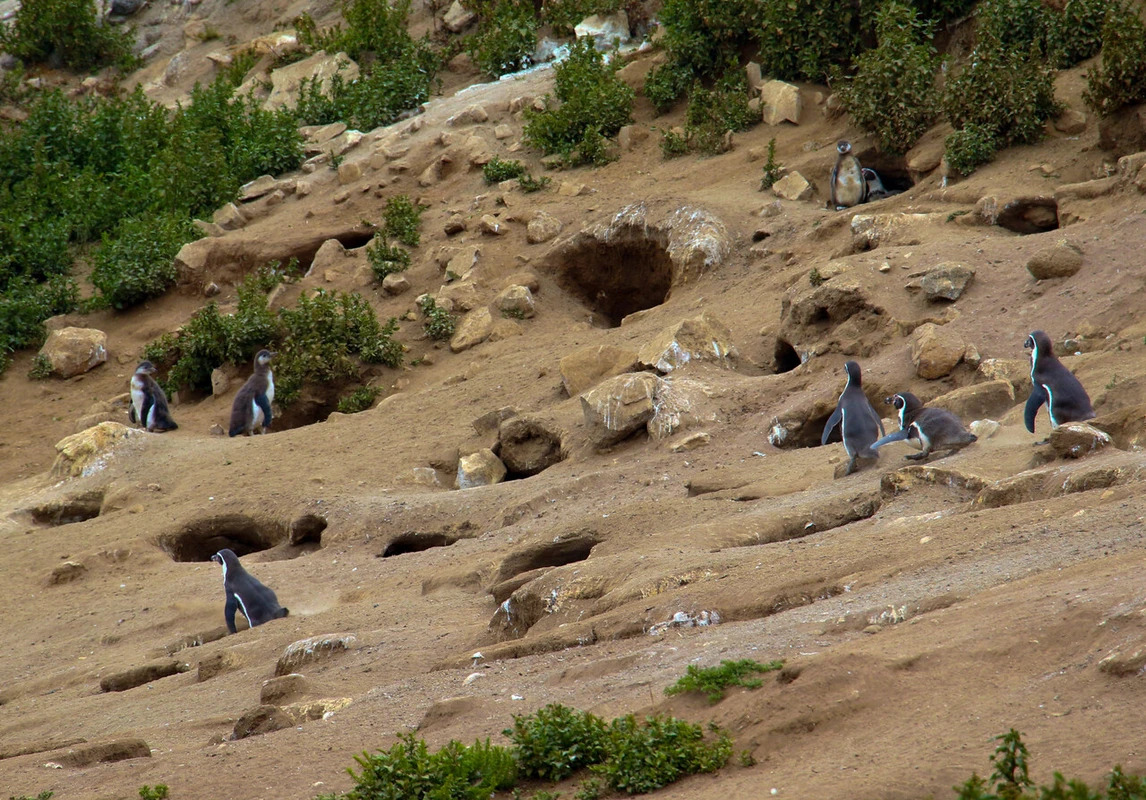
[210,548,289,634]
[830,140,867,210]
[872,392,978,461]
[129,360,178,432]
[821,360,885,476]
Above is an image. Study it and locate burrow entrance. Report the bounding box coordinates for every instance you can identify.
[379,521,478,558]
[997,198,1059,234]
[549,237,673,327]
[28,490,104,526]
[156,513,326,562]
[773,339,802,374]
[496,417,566,480]
[493,531,599,584]
[853,149,916,196]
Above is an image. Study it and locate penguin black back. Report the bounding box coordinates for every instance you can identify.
[1024,330,1095,433]
[830,140,867,210]
[210,548,289,633]
[821,360,885,475]
[129,361,178,432]
[229,349,276,437]
[873,392,976,461]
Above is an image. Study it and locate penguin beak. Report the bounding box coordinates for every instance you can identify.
[210,553,222,565]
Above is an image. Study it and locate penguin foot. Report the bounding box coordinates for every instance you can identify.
[904,451,930,461]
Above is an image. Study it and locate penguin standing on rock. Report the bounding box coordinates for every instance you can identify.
[822,360,885,476]
[872,392,977,461]
[1024,330,1095,436]
[229,349,276,437]
[830,140,867,210]
[210,548,289,634]
[128,361,178,432]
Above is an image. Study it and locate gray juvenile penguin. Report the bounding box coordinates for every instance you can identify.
[1024,330,1095,435]
[229,349,276,437]
[830,140,867,210]
[872,392,977,461]
[128,360,178,432]
[210,548,289,634]
[821,360,885,475]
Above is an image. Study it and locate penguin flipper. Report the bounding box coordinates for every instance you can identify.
[821,408,842,446]
[872,429,911,449]
[128,405,138,425]
[255,394,273,431]
[140,395,154,431]
[1024,385,1047,433]
[224,594,239,634]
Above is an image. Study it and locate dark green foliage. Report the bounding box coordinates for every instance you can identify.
[523,37,634,166]
[976,0,1052,56]
[643,61,693,115]
[913,0,976,23]
[1047,0,1108,67]
[1083,1,1146,116]
[506,704,610,782]
[0,276,77,373]
[8,792,53,800]
[367,236,411,280]
[664,659,784,704]
[138,786,169,800]
[759,137,782,190]
[758,0,859,82]
[337,384,381,414]
[573,779,603,800]
[296,0,416,61]
[469,0,537,78]
[27,353,52,379]
[657,0,761,81]
[808,267,825,287]
[660,128,689,159]
[90,214,198,310]
[483,156,528,184]
[0,0,136,70]
[383,195,425,247]
[418,295,456,341]
[518,173,552,193]
[835,1,940,154]
[683,69,756,156]
[346,733,517,800]
[944,123,998,176]
[989,729,1033,799]
[593,715,732,794]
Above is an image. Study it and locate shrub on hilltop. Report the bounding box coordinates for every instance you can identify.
[1083,0,1146,116]
[0,0,137,70]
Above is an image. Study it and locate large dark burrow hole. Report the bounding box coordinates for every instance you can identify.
[381,532,456,558]
[29,491,104,526]
[853,149,915,196]
[289,230,377,275]
[494,531,599,583]
[774,409,841,450]
[157,515,288,562]
[773,339,801,374]
[551,238,674,328]
[997,198,1059,234]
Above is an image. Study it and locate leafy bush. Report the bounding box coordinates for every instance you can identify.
[345,734,517,800]
[759,137,783,190]
[483,156,528,184]
[337,384,381,413]
[660,128,689,159]
[468,0,537,78]
[27,353,52,379]
[518,173,552,193]
[913,0,975,23]
[0,276,77,374]
[523,37,634,166]
[644,61,693,115]
[1083,1,1146,116]
[0,0,137,70]
[594,715,732,794]
[90,214,198,310]
[944,123,998,176]
[975,0,1052,56]
[383,195,425,247]
[758,0,859,82]
[658,0,761,82]
[137,786,169,800]
[1047,0,1108,67]
[418,295,456,341]
[367,236,411,280]
[664,659,784,704]
[506,704,610,782]
[835,1,941,154]
[684,69,756,155]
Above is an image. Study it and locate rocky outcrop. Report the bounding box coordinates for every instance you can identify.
[497,416,565,476]
[275,634,357,676]
[52,422,141,478]
[637,312,738,374]
[915,262,975,301]
[581,372,660,447]
[760,80,802,126]
[456,449,507,488]
[1049,422,1113,459]
[494,285,536,318]
[559,345,638,396]
[54,739,151,767]
[265,51,359,112]
[39,327,107,378]
[911,323,965,379]
[929,380,1016,420]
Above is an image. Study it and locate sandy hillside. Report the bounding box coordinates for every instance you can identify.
[4,2,1146,799]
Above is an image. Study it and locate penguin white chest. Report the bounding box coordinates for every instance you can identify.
[130,376,146,417]
[251,401,265,428]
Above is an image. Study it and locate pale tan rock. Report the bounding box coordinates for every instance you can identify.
[760,80,802,126]
[338,160,362,185]
[442,0,476,32]
[307,238,348,278]
[456,449,507,489]
[210,368,229,397]
[212,202,246,230]
[969,419,1001,440]
[771,171,814,201]
[494,285,535,318]
[560,345,638,396]
[494,123,513,139]
[275,634,356,676]
[265,51,359,112]
[40,327,108,378]
[1054,108,1087,135]
[450,307,494,352]
[298,122,347,145]
[446,245,481,276]
[438,280,482,312]
[260,673,309,705]
[382,273,410,295]
[574,11,630,46]
[1050,422,1112,459]
[526,211,563,243]
[930,380,1015,421]
[919,262,976,301]
[1027,240,1083,280]
[911,323,965,379]
[617,124,648,151]
[745,62,763,94]
[580,372,661,447]
[558,181,587,197]
[239,175,280,201]
[447,104,489,126]
[479,214,506,235]
[489,319,523,341]
[49,561,87,585]
[504,271,539,292]
[670,431,711,452]
[637,312,738,373]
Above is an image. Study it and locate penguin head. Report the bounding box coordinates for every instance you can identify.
[135,360,158,375]
[836,140,852,155]
[211,548,238,567]
[1025,330,1052,359]
[843,360,862,385]
[255,350,276,366]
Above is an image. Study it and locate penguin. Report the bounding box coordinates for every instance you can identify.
[210,548,289,634]
[229,349,276,437]
[1024,330,1095,434]
[821,360,886,475]
[872,392,977,461]
[862,167,889,201]
[830,140,867,210]
[128,360,178,432]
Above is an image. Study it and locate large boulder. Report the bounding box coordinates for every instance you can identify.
[559,345,638,396]
[275,634,356,676]
[918,262,975,301]
[264,51,359,112]
[581,372,661,447]
[637,312,738,373]
[39,327,108,378]
[760,80,802,126]
[911,323,965,379]
[497,416,564,476]
[52,422,141,478]
[527,211,563,244]
[456,449,507,488]
[1050,422,1113,459]
[449,307,494,353]
[772,171,815,202]
[442,0,476,32]
[494,285,536,318]
[929,379,1016,420]
[1026,240,1084,280]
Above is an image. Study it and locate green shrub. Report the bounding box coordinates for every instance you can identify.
[90,214,198,310]
[506,704,610,782]
[1083,1,1146,116]
[643,61,693,115]
[660,128,689,159]
[518,173,552,192]
[523,37,634,166]
[976,0,1052,55]
[9,792,53,800]
[138,786,169,800]
[944,123,998,176]
[658,0,761,82]
[27,353,52,380]
[367,236,412,280]
[664,659,784,704]
[0,276,77,374]
[296,0,419,61]
[418,295,456,341]
[835,1,940,154]
[0,0,137,70]
[913,0,975,23]
[684,69,756,155]
[347,734,517,800]
[337,384,381,413]
[593,715,732,794]
[383,195,425,247]
[758,0,859,82]
[469,0,537,78]
[759,137,783,190]
[1047,0,1108,67]
[483,156,528,184]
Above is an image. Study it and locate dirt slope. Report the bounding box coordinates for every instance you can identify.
[3,5,1146,799]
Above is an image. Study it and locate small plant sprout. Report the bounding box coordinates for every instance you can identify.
[664,658,784,704]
